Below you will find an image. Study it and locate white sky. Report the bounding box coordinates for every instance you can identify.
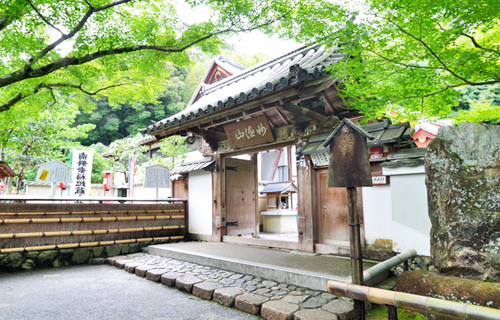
[174,1,300,57]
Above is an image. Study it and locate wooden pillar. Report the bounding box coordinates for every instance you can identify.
[252,153,259,238]
[296,156,317,252]
[347,187,365,319]
[287,147,292,181]
[212,154,224,242]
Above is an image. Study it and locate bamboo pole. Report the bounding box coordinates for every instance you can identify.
[1,215,185,224]
[327,281,500,320]
[0,209,184,216]
[0,235,185,253]
[0,225,184,239]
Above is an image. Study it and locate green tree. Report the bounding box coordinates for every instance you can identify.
[88,143,112,183]
[105,133,148,176]
[151,135,190,170]
[0,0,346,114]
[0,104,94,193]
[73,67,191,146]
[327,0,500,122]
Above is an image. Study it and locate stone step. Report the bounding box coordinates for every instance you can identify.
[107,252,387,320]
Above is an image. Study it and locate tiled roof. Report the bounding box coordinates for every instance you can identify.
[142,44,347,134]
[260,181,298,194]
[298,120,412,156]
[170,153,215,175]
[0,161,15,178]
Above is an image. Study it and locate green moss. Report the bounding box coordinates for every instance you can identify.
[451,152,463,164]
[367,304,427,320]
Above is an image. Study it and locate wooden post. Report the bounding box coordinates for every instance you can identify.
[347,187,365,319]
[387,305,398,320]
[322,118,375,320]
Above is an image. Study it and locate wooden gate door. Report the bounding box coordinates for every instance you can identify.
[225,158,256,236]
[316,168,364,245]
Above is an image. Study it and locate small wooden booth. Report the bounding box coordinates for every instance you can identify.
[259,181,298,233]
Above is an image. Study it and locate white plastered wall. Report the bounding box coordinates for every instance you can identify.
[361,184,392,250]
[188,170,213,236]
[383,165,431,256]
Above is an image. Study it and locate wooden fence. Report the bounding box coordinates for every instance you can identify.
[0,202,187,253]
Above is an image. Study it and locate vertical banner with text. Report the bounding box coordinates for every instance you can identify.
[70,149,94,198]
[128,157,135,202]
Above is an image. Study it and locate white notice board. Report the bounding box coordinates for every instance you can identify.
[144,165,171,188]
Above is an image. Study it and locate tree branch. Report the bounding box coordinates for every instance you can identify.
[0,82,127,112]
[383,16,474,85]
[367,50,443,70]
[405,79,499,100]
[26,0,64,35]
[459,32,500,55]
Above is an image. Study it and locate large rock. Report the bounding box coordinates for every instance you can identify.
[71,248,91,265]
[425,123,500,281]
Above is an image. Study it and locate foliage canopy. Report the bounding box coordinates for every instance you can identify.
[329,0,500,122]
[0,0,346,115]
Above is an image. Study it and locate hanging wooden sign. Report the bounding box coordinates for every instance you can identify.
[223,115,274,149]
[323,118,374,188]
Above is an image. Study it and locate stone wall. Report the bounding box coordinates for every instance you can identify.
[425,123,500,281]
[0,240,173,271]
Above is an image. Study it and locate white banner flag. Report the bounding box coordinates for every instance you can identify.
[70,149,94,197]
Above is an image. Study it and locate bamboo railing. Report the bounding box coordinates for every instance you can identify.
[327,281,500,320]
[0,202,187,253]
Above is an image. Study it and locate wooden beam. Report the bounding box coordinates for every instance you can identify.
[191,129,227,152]
[268,149,283,181]
[281,104,329,122]
[299,78,337,98]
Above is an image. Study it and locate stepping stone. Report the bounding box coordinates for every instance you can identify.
[229,274,243,280]
[220,278,235,286]
[245,285,257,292]
[294,309,339,320]
[106,256,126,266]
[124,261,144,273]
[261,301,299,320]
[135,264,157,277]
[320,293,338,300]
[322,300,354,320]
[305,290,321,297]
[146,269,170,282]
[303,297,328,309]
[281,294,309,304]
[254,288,271,295]
[192,281,224,300]
[160,272,184,287]
[114,259,134,269]
[175,275,202,293]
[270,290,287,296]
[235,293,269,315]
[262,281,278,287]
[213,287,246,307]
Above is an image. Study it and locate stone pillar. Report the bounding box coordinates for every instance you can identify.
[425,122,500,281]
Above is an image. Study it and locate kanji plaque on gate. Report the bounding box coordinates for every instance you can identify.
[322,118,374,188]
[224,115,274,149]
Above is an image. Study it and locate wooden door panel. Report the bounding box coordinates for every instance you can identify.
[316,168,363,244]
[226,158,256,236]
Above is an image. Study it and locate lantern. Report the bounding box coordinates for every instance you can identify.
[103,173,111,191]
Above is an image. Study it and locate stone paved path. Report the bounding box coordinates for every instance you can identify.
[106,252,394,320]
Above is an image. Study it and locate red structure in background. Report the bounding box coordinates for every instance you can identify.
[103,173,111,191]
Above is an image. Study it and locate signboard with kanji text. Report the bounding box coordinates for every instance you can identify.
[70,150,94,197]
[223,115,274,149]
